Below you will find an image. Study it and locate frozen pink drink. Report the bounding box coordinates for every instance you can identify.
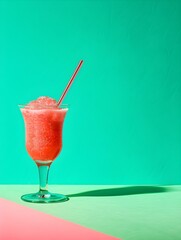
[21,96,67,164]
[19,60,83,203]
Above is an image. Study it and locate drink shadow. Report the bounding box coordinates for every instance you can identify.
[67,186,170,198]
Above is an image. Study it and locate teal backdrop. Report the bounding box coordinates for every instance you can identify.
[0,0,181,184]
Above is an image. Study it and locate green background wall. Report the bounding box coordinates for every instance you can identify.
[0,0,181,184]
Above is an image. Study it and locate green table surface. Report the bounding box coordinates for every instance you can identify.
[0,185,181,240]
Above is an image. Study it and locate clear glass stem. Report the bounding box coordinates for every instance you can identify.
[38,165,50,194]
[21,162,69,203]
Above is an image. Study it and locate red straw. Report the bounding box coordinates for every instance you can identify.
[57,60,83,106]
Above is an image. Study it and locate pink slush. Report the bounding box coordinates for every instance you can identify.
[21,97,67,161]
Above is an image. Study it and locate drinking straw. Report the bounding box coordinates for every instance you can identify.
[57,60,83,106]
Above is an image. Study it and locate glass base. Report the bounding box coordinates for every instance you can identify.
[21,191,69,203]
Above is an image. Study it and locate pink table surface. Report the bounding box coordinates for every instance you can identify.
[0,198,120,240]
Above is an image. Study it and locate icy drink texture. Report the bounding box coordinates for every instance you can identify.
[21,97,67,161]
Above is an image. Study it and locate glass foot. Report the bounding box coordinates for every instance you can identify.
[21,191,69,203]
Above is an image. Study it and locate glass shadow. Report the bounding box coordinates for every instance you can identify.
[67,186,169,198]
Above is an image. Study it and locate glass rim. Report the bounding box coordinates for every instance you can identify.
[18,104,69,109]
